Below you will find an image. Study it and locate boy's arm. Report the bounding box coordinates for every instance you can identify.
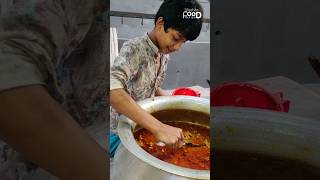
[110,88,183,147]
[155,87,167,96]
[111,41,182,146]
[0,85,108,180]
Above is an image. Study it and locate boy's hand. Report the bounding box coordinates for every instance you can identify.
[155,87,167,96]
[153,123,184,149]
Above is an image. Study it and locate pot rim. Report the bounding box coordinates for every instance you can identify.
[118,96,210,179]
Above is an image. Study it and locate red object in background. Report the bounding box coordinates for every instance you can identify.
[172,87,201,97]
[211,82,290,112]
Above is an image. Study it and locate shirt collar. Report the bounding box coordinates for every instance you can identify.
[145,33,159,56]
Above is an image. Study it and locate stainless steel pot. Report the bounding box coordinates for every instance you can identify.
[213,107,320,168]
[113,96,210,180]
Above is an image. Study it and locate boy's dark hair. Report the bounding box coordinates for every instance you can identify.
[155,0,203,41]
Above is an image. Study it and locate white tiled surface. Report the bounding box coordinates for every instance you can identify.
[250,76,320,120]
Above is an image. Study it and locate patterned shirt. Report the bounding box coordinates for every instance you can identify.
[110,34,169,133]
[0,0,107,179]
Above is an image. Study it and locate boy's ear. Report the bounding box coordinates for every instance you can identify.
[155,17,164,30]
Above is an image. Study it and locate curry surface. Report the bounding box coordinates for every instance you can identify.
[134,109,210,170]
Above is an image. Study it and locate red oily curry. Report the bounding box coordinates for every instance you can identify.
[134,120,210,170]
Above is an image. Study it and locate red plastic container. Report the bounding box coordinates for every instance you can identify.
[172,87,201,97]
[211,82,290,112]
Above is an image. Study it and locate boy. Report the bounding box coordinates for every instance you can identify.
[110,0,203,153]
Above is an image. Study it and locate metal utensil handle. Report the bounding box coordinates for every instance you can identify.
[156,141,166,147]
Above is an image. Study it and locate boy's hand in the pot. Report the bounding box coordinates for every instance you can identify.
[154,124,184,149]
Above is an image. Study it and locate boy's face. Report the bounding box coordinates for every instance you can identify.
[155,18,187,54]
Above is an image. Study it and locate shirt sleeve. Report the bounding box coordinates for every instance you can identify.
[110,41,140,91]
[0,0,96,99]
[0,42,46,92]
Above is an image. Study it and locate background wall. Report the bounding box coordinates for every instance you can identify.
[211,0,320,84]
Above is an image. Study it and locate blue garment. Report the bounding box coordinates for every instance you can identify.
[110,132,121,157]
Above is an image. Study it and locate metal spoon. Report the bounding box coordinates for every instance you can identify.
[156,141,205,147]
[184,142,206,147]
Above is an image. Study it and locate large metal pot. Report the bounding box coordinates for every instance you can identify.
[113,96,210,180]
[213,107,320,168]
